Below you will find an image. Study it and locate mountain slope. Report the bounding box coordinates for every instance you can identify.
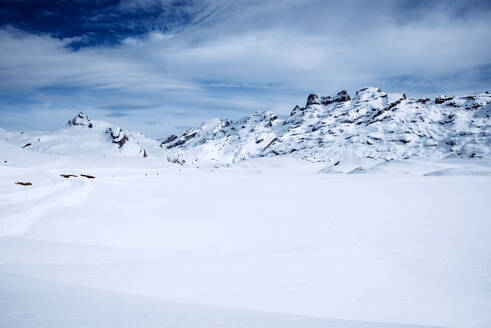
[161,87,491,166]
[1,113,161,158]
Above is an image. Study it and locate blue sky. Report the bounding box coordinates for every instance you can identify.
[0,0,490,137]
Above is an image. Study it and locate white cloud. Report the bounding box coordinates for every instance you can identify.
[0,28,198,93]
[0,0,490,135]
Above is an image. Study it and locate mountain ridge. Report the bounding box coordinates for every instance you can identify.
[161,87,491,166]
[1,87,490,168]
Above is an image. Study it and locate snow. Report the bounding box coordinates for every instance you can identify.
[0,113,159,158]
[161,88,491,167]
[1,148,491,327]
[1,90,491,327]
[1,272,438,328]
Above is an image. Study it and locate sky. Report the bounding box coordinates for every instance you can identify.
[0,0,490,137]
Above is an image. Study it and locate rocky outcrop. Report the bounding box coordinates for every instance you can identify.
[435,95,454,104]
[67,112,93,128]
[105,127,129,148]
[305,90,351,107]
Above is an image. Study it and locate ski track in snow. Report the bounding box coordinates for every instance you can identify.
[0,171,92,236]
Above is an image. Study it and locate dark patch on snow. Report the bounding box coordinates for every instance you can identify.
[15,181,32,186]
[60,174,77,178]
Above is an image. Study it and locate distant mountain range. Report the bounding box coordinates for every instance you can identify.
[1,87,490,167]
[161,87,491,166]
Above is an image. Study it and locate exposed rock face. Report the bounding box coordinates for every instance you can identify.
[105,127,129,148]
[104,128,148,158]
[68,112,93,128]
[305,90,351,107]
[160,87,491,166]
[435,95,454,104]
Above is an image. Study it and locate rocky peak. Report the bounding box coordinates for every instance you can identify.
[305,90,351,107]
[334,90,351,102]
[67,112,93,128]
[159,88,491,166]
[290,105,303,116]
[305,94,321,106]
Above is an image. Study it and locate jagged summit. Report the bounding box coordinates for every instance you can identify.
[161,87,491,166]
[4,87,490,166]
[305,90,351,107]
[67,112,93,128]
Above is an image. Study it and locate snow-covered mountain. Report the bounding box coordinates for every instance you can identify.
[161,87,491,167]
[1,87,490,167]
[1,112,160,158]
[2,90,491,328]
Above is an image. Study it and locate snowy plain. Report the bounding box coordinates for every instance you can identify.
[1,144,490,328]
[1,97,491,328]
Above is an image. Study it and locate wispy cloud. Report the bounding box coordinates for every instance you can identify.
[0,0,490,136]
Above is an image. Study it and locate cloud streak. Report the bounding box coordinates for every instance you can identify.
[0,0,490,136]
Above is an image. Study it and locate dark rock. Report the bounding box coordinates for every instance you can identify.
[68,112,93,128]
[166,131,198,149]
[265,114,278,128]
[106,127,129,148]
[335,90,351,102]
[15,182,32,186]
[80,174,95,179]
[160,135,178,145]
[306,94,321,106]
[306,90,351,107]
[435,96,454,104]
[417,98,431,104]
[290,105,303,116]
[21,143,31,148]
[262,137,278,151]
[60,174,77,178]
